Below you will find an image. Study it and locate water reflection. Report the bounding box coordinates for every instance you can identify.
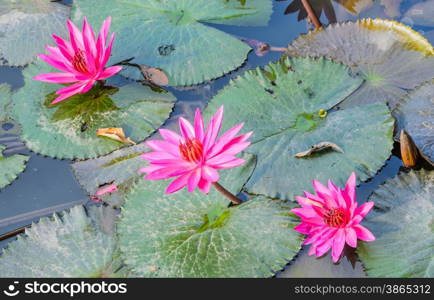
[277,246,366,278]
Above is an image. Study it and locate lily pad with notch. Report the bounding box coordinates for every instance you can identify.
[72,0,272,86]
[204,56,394,201]
[357,170,434,277]
[11,61,176,159]
[287,19,434,109]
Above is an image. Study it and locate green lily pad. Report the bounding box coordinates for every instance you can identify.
[394,82,434,165]
[287,19,434,109]
[205,56,394,201]
[118,157,302,277]
[72,0,272,86]
[0,0,69,66]
[0,205,128,277]
[357,170,434,278]
[11,61,176,159]
[0,144,28,189]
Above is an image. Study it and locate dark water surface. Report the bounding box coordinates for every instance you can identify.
[1,0,432,277]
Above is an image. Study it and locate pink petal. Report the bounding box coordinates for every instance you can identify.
[140,151,177,161]
[293,223,311,234]
[51,81,93,104]
[52,34,74,61]
[345,227,357,248]
[101,33,115,67]
[206,156,245,169]
[38,54,72,73]
[179,117,195,140]
[146,140,181,157]
[315,239,333,257]
[344,172,357,204]
[353,224,375,242]
[145,166,190,180]
[187,168,201,192]
[304,191,326,204]
[98,65,122,79]
[354,201,374,218]
[33,72,77,84]
[201,166,219,183]
[312,179,337,209]
[291,207,318,219]
[159,129,183,146]
[96,184,117,196]
[295,195,323,208]
[96,17,112,60]
[331,229,345,263]
[203,105,224,152]
[82,17,97,73]
[138,164,162,174]
[198,178,212,194]
[194,108,205,143]
[206,122,244,157]
[165,173,190,194]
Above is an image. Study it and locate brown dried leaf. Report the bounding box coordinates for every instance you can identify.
[96,128,136,145]
[295,141,344,158]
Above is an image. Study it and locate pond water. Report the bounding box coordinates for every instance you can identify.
[0,0,432,277]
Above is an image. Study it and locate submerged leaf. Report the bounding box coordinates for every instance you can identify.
[205,57,394,200]
[0,144,28,189]
[0,0,69,66]
[357,170,434,278]
[118,157,302,277]
[72,0,272,86]
[0,205,127,277]
[287,19,434,109]
[394,82,434,166]
[12,61,175,159]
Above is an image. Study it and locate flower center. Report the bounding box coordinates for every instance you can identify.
[323,208,348,227]
[72,50,89,74]
[179,138,203,162]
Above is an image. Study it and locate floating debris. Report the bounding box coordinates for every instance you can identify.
[96,128,136,145]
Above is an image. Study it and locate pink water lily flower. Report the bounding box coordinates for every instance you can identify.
[33,17,122,104]
[140,105,253,194]
[291,173,375,263]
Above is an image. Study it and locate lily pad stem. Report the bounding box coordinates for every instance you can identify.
[212,182,241,205]
[301,0,322,29]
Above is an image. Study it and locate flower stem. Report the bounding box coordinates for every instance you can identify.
[212,182,241,205]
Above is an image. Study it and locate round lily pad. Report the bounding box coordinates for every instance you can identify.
[205,56,394,201]
[72,0,272,86]
[0,144,28,189]
[118,154,302,277]
[357,170,434,278]
[12,61,176,159]
[0,205,127,277]
[0,0,70,66]
[287,18,434,109]
[393,82,434,165]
